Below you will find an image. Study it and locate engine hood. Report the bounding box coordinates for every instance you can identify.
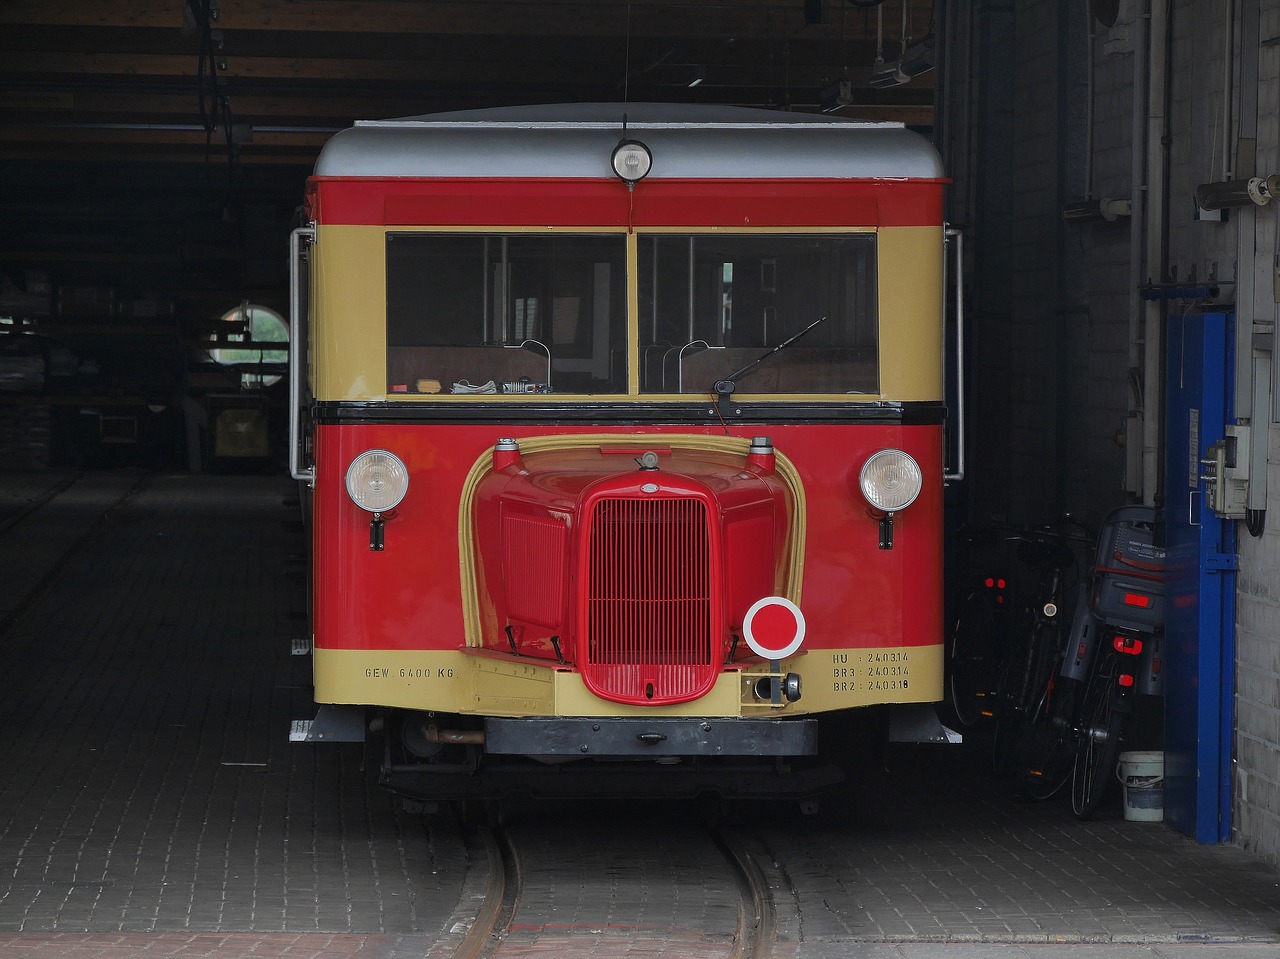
[466,437,798,706]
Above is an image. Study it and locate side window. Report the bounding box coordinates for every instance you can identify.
[209,303,289,389]
[637,234,878,395]
[386,233,627,394]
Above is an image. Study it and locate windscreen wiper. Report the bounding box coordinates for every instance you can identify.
[712,315,827,414]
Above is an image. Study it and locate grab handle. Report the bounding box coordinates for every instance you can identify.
[289,226,315,484]
[944,226,966,481]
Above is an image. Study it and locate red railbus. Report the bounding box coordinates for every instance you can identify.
[289,103,956,801]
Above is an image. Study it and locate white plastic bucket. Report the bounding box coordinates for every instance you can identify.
[1117,750,1164,822]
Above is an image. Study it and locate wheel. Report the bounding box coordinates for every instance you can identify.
[992,619,1055,777]
[1019,679,1076,801]
[948,588,1005,727]
[990,641,1027,776]
[1071,654,1123,818]
[1023,621,1063,727]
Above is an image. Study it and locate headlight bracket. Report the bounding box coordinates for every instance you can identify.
[879,512,896,550]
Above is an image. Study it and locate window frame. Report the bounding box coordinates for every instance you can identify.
[380,225,881,401]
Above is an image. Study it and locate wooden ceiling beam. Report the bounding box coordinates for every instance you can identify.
[0,1,933,165]
[2,23,895,76]
[0,44,890,88]
[0,126,331,148]
[0,73,931,121]
[0,145,318,165]
[0,0,912,40]
[0,90,425,121]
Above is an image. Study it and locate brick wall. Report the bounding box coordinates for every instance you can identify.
[1234,0,1280,867]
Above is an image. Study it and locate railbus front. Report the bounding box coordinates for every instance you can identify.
[289,103,952,801]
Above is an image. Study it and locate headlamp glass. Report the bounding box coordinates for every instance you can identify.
[345,450,409,513]
[859,449,922,512]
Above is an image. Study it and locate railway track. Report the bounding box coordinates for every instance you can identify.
[448,802,781,959]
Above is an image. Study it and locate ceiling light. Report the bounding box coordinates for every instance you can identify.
[869,60,910,89]
[820,79,853,113]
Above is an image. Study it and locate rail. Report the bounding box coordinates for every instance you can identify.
[447,807,778,958]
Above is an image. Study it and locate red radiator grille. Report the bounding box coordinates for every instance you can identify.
[583,496,718,705]
[502,511,567,628]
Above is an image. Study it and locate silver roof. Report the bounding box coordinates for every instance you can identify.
[313,102,943,180]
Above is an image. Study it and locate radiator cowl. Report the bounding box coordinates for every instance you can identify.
[470,442,792,704]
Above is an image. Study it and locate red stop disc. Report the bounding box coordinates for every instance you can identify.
[743,596,806,660]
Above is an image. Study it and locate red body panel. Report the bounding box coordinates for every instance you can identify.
[310,177,945,228]
[313,423,944,665]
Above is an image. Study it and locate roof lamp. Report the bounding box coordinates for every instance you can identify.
[611,139,652,186]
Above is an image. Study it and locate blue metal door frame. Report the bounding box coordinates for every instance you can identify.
[1163,310,1236,844]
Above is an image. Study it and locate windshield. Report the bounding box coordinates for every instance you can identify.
[383,230,877,397]
[386,232,627,394]
[637,233,878,394]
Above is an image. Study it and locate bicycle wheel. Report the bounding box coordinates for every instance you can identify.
[1071,654,1123,819]
[992,618,1056,776]
[1020,678,1076,800]
[1024,621,1063,726]
[948,588,1003,727]
[990,638,1028,776]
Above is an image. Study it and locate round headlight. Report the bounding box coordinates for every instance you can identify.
[859,449,922,512]
[345,450,409,513]
[611,138,652,184]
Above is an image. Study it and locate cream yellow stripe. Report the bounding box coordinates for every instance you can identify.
[314,225,387,401]
[626,230,640,396]
[877,226,944,401]
[313,644,944,717]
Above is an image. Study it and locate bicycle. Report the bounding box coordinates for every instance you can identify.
[947,526,1014,728]
[1018,590,1092,801]
[988,525,1091,777]
[1020,507,1165,817]
[946,520,1093,775]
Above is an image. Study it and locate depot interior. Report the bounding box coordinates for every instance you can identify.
[2,1,1278,864]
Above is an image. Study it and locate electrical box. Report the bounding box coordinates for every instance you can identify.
[1200,424,1249,519]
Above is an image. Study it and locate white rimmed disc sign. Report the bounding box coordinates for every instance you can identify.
[742,596,806,660]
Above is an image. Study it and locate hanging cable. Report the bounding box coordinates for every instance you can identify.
[186,0,221,134]
[186,0,239,186]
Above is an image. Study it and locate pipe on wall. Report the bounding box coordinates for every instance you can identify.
[1084,0,1096,202]
[1140,0,1170,508]
[1125,3,1149,496]
[1222,0,1236,183]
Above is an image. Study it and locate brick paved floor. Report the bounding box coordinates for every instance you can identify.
[1,471,1279,959]
[0,931,437,958]
[759,739,1280,955]
[0,473,467,942]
